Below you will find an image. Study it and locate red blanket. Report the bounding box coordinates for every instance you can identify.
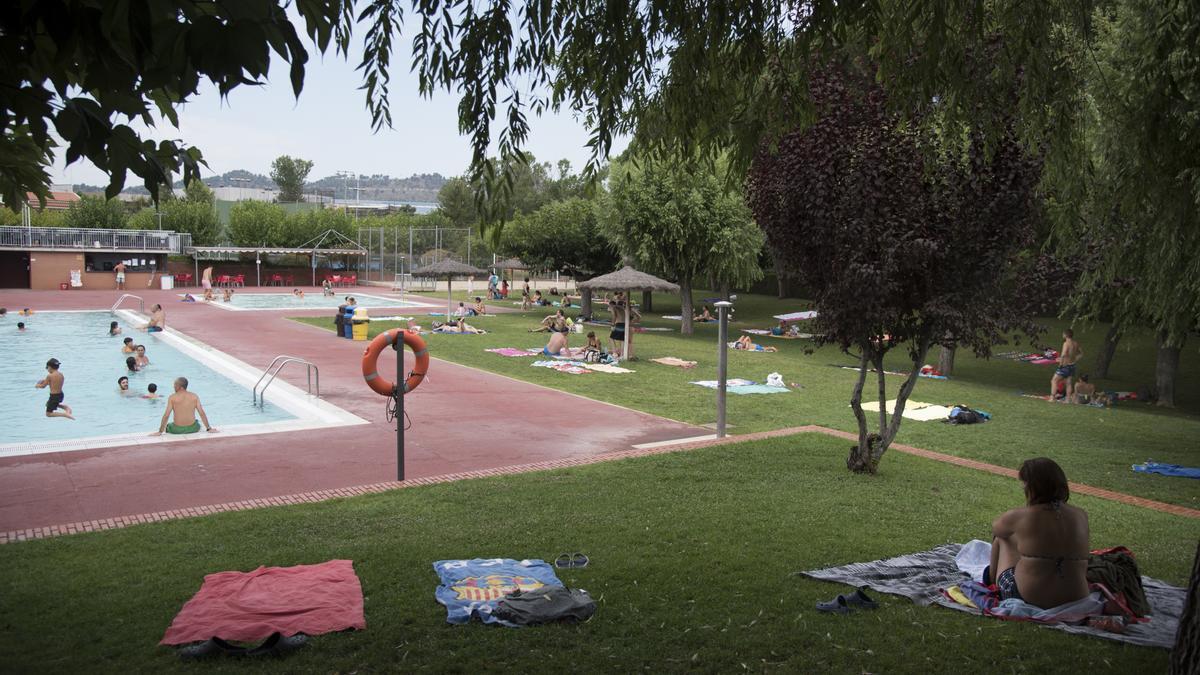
[161,559,366,645]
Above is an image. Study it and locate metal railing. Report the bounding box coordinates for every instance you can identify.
[0,226,192,253]
[253,355,320,407]
[110,294,145,315]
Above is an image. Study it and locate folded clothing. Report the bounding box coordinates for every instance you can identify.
[161,560,366,645]
[494,586,596,626]
[1132,461,1200,479]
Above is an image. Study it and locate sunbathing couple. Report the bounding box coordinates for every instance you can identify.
[733,335,777,352]
[987,458,1090,609]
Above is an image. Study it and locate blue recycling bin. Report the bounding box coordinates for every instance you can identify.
[342,308,356,338]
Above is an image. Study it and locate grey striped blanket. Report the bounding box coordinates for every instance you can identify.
[801,543,1186,649]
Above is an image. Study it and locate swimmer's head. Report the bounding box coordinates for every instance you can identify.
[126,356,138,371]
[46,358,60,370]
[118,376,129,389]
[110,321,119,329]
[0,308,5,316]
[147,383,158,393]
[135,345,146,355]
[18,322,25,330]
[123,337,133,345]
[151,304,162,312]
[174,377,189,391]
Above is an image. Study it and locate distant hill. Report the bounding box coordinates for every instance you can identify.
[81,170,449,203]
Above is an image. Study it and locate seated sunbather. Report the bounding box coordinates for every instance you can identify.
[985,458,1090,610]
[530,314,557,333]
[544,329,569,356]
[472,297,487,315]
[734,335,778,352]
[772,320,787,336]
[694,306,714,322]
[1072,375,1095,404]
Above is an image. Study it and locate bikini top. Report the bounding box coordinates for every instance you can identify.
[1022,500,1089,576]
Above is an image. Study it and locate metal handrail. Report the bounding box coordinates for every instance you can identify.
[253,355,320,407]
[111,293,145,314]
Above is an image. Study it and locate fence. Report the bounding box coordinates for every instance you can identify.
[355,226,484,283]
[0,226,192,253]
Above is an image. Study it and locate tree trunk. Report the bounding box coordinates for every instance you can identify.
[719,281,730,300]
[773,252,787,299]
[642,290,652,313]
[1094,323,1119,379]
[1170,540,1200,674]
[580,287,593,320]
[679,277,694,335]
[937,346,956,376]
[1156,332,1182,408]
[847,352,875,473]
[879,339,932,453]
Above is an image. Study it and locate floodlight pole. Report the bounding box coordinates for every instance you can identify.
[715,300,733,437]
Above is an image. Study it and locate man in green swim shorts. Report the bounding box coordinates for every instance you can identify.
[152,377,217,436]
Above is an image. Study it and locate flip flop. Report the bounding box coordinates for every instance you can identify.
[815,595,851,614]
[845,588,879,610]
[570,553,589,568]
[554,552,590,568]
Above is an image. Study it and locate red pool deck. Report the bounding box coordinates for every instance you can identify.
[0,288,702,533]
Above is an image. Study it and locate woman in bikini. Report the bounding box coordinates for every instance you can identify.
[986,458,1090,609]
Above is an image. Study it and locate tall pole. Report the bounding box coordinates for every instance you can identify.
[715,300,732,437]
[394,336,405,481]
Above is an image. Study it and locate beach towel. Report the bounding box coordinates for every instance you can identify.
[651,357,698,369]
[768,333,814,339]
[581,362,635,374]
[1132,461,1200,479]
[486,348,541,357]
[801,544,1185,649]
[433,558,563,626]
[742,329,772,335]
[773,311,818,321]
[531,360,592,375]
[161,560,366,645]
[372,316,415,322]
[691,379,757,389]
[858,400,955,422]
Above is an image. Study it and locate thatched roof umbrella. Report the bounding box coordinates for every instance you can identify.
[578,266,679,360]
[411,258,488,317]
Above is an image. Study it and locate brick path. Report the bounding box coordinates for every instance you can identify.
[3,425,1194,544]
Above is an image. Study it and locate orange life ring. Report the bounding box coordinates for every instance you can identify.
[362,329,429,396]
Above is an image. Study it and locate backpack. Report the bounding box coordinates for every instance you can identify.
[948,405,983,425]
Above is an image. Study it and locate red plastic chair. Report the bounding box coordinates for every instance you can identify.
[217,274,232,287]
[284,274,294,286]
[331,274,343,287]
[269,273,283,286]
[345,274,357,286]
[234,274,245,287]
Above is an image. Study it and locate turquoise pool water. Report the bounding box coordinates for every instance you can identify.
[196,292,426,311]
[0,312,294,445]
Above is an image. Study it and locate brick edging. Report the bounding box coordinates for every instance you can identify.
[2,426,1194,543]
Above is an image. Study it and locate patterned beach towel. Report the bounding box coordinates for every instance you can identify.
[433,558,562,626]
[801,544,1186,649]
[487,347,541,357]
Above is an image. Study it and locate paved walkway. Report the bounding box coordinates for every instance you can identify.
[0,288,701,534]
[2,424,1195,543]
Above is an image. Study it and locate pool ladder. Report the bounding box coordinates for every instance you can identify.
[110,294,145,315]
[254,355,320,407]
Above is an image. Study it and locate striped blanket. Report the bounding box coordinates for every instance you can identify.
[801,543,1185,649]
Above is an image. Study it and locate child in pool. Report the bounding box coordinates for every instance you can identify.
[141,383,160,399]
[109,321,122,336]
[121,337,136,353]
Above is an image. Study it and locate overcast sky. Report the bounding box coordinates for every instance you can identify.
[50,20,628,187]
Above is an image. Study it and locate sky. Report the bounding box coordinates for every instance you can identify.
[50,17,628,188]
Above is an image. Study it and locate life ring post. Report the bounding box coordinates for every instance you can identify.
[361,328,430,481]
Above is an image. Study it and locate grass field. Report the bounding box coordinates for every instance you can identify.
[300,290,1200,509]
[0,434,1193,673]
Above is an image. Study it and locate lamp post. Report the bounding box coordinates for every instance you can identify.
[256,255,262,287]
[715,300,733,437]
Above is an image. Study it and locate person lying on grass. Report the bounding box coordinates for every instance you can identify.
[986,458,1089,609]
[733,335,778,352]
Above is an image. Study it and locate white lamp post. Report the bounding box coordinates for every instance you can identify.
[715,299,734,437]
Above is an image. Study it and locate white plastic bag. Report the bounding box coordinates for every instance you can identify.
[766,372,785,387]
[955,539,992,583]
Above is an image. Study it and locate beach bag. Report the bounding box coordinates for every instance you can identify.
[948,405,983,425]
[583,349,603,363]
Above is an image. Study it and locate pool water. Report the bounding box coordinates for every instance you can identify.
[195,292,427,311]
[0,312,294,445]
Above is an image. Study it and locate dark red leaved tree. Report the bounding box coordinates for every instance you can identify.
[747,61,1043,473]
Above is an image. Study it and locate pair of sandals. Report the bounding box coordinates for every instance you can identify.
[816,588,879,614]
[554,552,590,569]
[178,632,308,660]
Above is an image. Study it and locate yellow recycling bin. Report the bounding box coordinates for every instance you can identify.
[351,308,371,341]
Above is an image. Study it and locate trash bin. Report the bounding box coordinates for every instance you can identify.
[160,275,174,290]
[352,308,370,341]
[335,304,347,335]
[342,308,356,338]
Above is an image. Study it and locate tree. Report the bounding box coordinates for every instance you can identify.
[227,201,287,247]
[747,61,1043,474]
[437,178,479,230]
[63,195,127,230]
[183,180,215,206]
[1050,1,1200,407]
[503,196,619,316]
[601,157,763,335]
[270,156,314,203]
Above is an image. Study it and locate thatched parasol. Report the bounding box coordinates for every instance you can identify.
[577,266,679,360]
[411,258,488,317]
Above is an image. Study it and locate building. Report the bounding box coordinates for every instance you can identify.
[25,187,82,211]
[0,226,191,289]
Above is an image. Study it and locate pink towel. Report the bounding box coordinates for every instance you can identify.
[486,348,540,357]
[161,559,366,645]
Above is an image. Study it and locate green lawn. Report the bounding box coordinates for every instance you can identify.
[0,434,1193,673]
[301,291,1200,509]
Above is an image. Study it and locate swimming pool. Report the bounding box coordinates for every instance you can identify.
[0,311,365,456]
[193,292,434,311]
